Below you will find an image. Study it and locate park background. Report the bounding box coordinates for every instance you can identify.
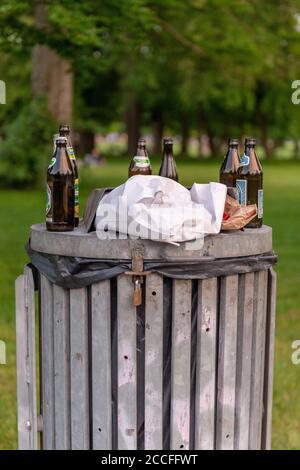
[0,0,300,449]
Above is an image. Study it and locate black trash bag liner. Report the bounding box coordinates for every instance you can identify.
[26,242,277,290]
[26,240,277,449]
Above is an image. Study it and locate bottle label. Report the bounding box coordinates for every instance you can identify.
[53,133,59,153]
[258,189,263,219]
[46,184,52,221]
[48,157,56,169]
[236,179,247,205]
[133,156,150,168]
[74,178,79,218]
[240,153,250,167]
[67,145,76,160]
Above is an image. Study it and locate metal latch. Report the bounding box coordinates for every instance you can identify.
[125,248,149,307]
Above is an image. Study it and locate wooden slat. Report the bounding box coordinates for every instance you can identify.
[16,267,38,449]
[53,284,70,449]
[144,274,164,450]
[234,273,254,449]
[91,280,112,450]
[117,275,137,450]
[15,274,26,448]
[216,275,239,450]
[70,287,89,449]
[249,270,268,449]
[195,278,218,450]
[24,266,38,451]
[40,275,55,449]
[261,268,277,450]
[170,279,192,450]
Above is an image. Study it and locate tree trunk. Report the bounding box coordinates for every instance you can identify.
[207,131,216,156]
[293,139,300,159]
[152,108,163,155]
[181,119,189,157]
[47,53,73,123]
[32,0,73,124]
[197,108,204,159]
[260,119,273,160]
[125,97,140,155]
[255,80,273,160]
[31,1,49,96]
[75,130,95,157]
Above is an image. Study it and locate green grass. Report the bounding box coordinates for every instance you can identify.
[0,159,300,449]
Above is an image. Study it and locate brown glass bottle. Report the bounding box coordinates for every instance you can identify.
[159,137,178,181]
[59,124,79,227]
[236,138,263,228]
[46,137,75,232]
[128,138,152,177]
[220,138,240,188]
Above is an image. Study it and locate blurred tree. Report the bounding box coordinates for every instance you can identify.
[1,0,300,187]
[32,0,73,123]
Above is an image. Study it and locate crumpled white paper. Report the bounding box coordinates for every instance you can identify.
[95,175,227,244]
[190,182,227,234]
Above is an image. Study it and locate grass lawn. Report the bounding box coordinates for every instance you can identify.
[0,158,300,449]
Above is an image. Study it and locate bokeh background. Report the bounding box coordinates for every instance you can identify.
[0,0,300,449]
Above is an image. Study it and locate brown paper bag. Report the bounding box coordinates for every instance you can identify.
[221,195,257,231]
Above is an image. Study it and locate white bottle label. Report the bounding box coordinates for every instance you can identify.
[258,189,263,218]
[133,156,150,168]
[240,153,250,166]
[236,179,247,205]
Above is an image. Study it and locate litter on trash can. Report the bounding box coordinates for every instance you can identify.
[95,175,228,244]
[221,195,257,231]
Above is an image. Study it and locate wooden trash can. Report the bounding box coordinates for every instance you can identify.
[16,224,277,450]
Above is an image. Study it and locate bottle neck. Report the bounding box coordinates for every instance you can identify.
[222,145,239,173]
[49,143,72,173]
[163,144,173,156]
[60,132,69,139]
[228,146,239,157]
[245,145,255,154]
[136,145,147,156]
[56,143,67,154]
[241,144,262,172]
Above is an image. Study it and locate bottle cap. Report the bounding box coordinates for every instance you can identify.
[59,124,70,134]
[229,138,239,146]
[245,137,256,146]
[137,138,146,146]
[163,137,173,145]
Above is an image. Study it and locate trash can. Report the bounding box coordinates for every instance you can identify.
[16,223,277,450]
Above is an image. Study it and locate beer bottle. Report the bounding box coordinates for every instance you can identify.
[46,136,75,232]
[159,137,178,181]
[220,138,240,188]
[236,138,263,228]
[128,138,152,177]
[59,124,79,227]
